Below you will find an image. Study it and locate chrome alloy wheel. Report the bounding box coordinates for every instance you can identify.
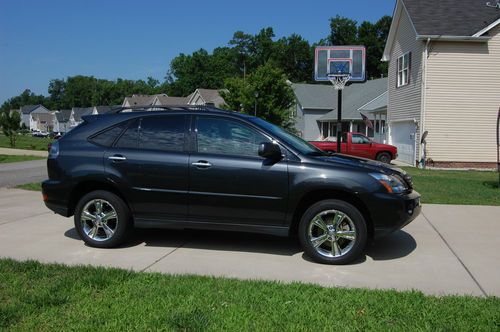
[80,199,118,242]
[307,209,356,258]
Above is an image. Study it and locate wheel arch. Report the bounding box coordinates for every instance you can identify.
[290,189,374,240]
[68,180,130,216]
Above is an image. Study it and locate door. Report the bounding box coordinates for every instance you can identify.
[350,133,372,158]
[188,115,289,226]
[390,121,416,165]
[104,115,189,221]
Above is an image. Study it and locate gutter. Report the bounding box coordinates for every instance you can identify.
[416,35,491,42]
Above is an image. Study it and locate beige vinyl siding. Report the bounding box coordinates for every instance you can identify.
[424,26,500,162]
[387,5,424,164]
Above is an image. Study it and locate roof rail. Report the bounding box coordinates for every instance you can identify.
[111,105,224,114]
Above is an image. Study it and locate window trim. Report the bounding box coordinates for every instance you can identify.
[396,52,411,88]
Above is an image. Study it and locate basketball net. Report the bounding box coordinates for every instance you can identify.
[328,73,351,90]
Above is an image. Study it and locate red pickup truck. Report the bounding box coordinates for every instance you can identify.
[309,132,398,163]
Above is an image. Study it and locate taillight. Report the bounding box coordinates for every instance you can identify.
[48,140,59,159]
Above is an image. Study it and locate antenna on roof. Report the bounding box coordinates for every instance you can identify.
[486,1,500,9]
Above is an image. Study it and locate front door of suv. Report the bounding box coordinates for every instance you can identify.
[188,115,288,226]
[104,114,189,222]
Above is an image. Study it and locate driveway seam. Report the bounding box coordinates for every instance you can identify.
[0,211,52,226]
[140,240,189,272]
[421,210,487,297]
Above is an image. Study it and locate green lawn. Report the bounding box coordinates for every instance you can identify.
[15,182,42,191]
[0,155,45,163]
[403,168,500,206]
[1,259,498,331]
[0,134,53,151]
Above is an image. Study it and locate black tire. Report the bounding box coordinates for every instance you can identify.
[376,152,391,164]
[74,190,131,248]
[298,199,367,265]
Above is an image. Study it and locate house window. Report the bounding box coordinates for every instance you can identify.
[397,52,410,87]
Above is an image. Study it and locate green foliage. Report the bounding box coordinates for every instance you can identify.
[1,259,499,331]
[221,63,295,129]
[0,155,45,164]
[328,15,392,78]
[0,133,53,151]
[0,110,21,147]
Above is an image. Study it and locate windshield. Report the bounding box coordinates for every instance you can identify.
[250,117,326,156]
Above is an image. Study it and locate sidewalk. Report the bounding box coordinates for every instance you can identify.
[0,188,499,297]
[0,147,48,157]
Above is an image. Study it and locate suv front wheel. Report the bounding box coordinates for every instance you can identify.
[74,190,131,248]
[299,199,367,264]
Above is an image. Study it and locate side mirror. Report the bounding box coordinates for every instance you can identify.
[258,142,282,160]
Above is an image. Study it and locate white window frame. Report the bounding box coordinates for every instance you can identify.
[397,52,410,87]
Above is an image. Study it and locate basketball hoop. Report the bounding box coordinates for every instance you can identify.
[328,73,351,90]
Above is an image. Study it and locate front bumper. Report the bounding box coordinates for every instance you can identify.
[362,190,421,239]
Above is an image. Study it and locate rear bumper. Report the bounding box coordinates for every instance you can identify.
[362,190,421,239]
[42,179,72,217]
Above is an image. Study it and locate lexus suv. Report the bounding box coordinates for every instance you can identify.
[42,106,421,264]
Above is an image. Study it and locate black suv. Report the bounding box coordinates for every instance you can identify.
[42,106,421,264]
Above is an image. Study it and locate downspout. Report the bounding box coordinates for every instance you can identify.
[419,37,431,168]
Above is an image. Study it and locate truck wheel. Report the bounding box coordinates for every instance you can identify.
[376,152,391,163]
[74,190,131,248]
[298,199,367,265]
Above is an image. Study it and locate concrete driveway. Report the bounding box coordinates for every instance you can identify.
[0,188,498,297]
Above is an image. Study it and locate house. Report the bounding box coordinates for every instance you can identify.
[19,105,51,130]
[152,95,188,106]
[31,112,55,132]
[292,78,388,141]
[187,89,226,107]
[53,110,74,133]
[71,107,95,126]
[122,94,159,109]
[94,105,120,114]
[383,0,500,167]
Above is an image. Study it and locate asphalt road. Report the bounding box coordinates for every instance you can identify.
[1,187,499,297]
[0,159,47,187]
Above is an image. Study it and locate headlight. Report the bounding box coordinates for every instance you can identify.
[369,173,407,193]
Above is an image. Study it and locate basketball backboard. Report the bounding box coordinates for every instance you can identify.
[314,46,366,82]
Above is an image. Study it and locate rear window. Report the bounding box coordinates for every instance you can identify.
[89,121,129,147]
[140,115,186,152]
[115,119,139,149]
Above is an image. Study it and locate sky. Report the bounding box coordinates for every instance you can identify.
[0,0,394,104]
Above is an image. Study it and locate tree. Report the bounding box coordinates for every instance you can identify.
[329,15,358,46]
[221,63,295,129]
[271,34,313,82]
[0,110,21,148]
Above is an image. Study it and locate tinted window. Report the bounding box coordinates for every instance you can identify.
[140,115,186,152]
[115,119,139,149]
[196,116,269,157]
[89,121,128,147]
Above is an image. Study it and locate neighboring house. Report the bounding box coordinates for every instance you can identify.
[122,95,157,109]
[292,78,388,141]
[31,112,54,132]
[72,107,95,126]
[153,95,188,107]
[383,0,500,167]
[19,105,51,130]
[53,109,74,133]
[187,89,226,107]
[94,105,120,114]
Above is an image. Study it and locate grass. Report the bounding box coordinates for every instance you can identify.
[0,133,53,151]
[0,259,499,331]
[403,167,500,206]
[15,182,42,191]
[0,155,45,163]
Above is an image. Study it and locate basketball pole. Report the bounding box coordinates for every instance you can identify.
[336,89,342,153]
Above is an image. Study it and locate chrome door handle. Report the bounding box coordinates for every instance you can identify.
[191,161,212,168]
[108,155,127,161]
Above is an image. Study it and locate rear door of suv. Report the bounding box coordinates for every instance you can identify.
[188,115,288,226]
[103,114,189,222]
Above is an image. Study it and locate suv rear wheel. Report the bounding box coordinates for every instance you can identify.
[74,190,131,248]
[298,199,367,264]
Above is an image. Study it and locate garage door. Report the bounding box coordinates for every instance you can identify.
[390,121,416,165]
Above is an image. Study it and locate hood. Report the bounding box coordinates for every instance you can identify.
[315,153,406,176]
